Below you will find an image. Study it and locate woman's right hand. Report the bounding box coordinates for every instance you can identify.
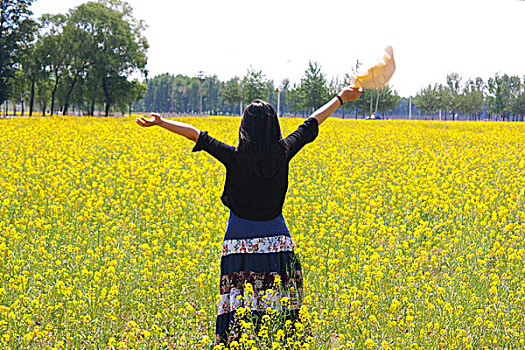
[135,113,162,127]
[338,86,363,103]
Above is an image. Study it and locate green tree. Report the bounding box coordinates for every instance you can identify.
[15,33,51,116]
[446,73,462,121]
[458,78,485,121]
[278,78,291,116]
[186,78,200,113]
[223,77,241,115]
[59,1,147,116]
[0,0,36,104]
[21,45,38,116]
[299,61,328,113]
[266,79,276,107]
[376,85,400,116]
[511,92,525,122]
[10,68,26,115]
[38,14,68,115]
[172,74,190,113]
[150,73,174,113]
[119,79,145,115]
[508,75,523,121]
[203,75,223,115]
[35,74,51,115]
[436,84,450,120]
[89,0,148,116]
[241,68,269,104]
[143,77,156,112]
[35,1,148,116]
[287,83,305,117]
[414,84,439,118]
[486,74,521,121]
[60,7,97,115]
[79,63,104,116]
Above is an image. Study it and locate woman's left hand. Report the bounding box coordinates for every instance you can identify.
[135,113,162,127]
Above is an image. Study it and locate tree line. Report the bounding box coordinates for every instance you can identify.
[138,61,401,118]
[414,73,525,121]
[1,0,147,117]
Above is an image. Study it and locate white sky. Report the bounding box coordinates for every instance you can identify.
[31,0,525,97]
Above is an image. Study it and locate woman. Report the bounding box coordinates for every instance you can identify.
[135,86,362,344]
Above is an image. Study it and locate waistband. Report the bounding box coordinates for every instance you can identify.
[224,211,290,240]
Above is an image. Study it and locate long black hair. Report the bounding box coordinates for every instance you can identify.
[236,99,286,178]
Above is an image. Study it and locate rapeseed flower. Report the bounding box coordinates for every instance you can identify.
[0,116,523,349]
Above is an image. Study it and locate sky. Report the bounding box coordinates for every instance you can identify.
[31,0,525,97]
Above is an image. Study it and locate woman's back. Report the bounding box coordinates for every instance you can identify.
[224,158,289,221]
[192,115,319,220]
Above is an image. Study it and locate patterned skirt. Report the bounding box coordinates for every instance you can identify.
[215,211,304,344]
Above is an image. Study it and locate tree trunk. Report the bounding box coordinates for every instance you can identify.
[29,78,35,116]
[102,78,112,117]
[50,79,59,116]
[41,102,46,117]
[90,101,95,117]
[62,73,80,116]
[375,89,380,115]
[369,90,373,116]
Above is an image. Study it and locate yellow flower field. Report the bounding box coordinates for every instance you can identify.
[0,116,524,350]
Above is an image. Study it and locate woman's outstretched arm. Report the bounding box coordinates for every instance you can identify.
[135,113,200,142]
[311,86,362,125]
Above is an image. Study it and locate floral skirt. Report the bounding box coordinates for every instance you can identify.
[215,211,304,344]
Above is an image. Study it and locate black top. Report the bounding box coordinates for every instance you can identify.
[192,117,319,221]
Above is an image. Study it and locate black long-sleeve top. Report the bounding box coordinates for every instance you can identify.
[192,117,319,221]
